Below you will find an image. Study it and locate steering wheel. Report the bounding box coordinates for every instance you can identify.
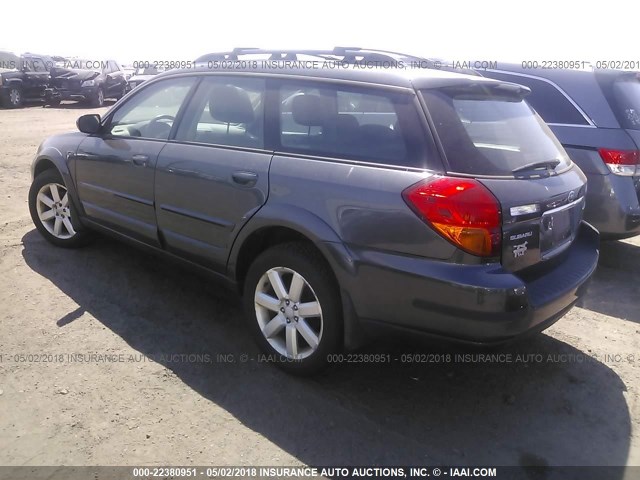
[146,114,175,139]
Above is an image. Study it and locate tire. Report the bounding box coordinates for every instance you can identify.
[4,86,23,108]
[28,169,93,248]
[91,87,104,107]
[116,85,127,100]
[243,242,342,375]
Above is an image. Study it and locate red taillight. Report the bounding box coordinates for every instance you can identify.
[402,177,502,257]
[598,148,640,176]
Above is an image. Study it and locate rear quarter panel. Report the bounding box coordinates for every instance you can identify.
[267,154,458,260]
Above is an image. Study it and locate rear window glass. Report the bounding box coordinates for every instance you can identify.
[421,89,571,176]
[602,76,640,130]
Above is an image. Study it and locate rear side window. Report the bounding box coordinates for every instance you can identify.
[278,82,429,167]
[422,88,571,176]
[175,76,265,149]
[483,72,589,126]
[598,73,640,130]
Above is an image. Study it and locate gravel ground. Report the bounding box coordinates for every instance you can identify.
[0,104,638,469]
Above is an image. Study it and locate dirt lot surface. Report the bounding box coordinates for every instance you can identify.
[0,104,639,470]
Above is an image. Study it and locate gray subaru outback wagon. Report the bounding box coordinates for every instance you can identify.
[28,48,599,374]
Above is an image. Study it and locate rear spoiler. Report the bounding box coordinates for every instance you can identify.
[438,81,531,99]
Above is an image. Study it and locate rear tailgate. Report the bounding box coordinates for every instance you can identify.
[480,173,586,271]
[421,82,588,271]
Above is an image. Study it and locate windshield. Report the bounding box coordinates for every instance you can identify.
[135,67,161,75]
[421,89,571,176]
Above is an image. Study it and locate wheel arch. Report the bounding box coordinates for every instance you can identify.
[229,204,365,350]
[31,153,84,222]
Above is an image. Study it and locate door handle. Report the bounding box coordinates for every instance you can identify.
[131,154,149,167]
[232,171,258,186]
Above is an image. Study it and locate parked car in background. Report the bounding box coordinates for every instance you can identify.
[479,65,640,239]
[49,59,127,107]
[27,48,598,374]
[126,66,165,91]
[0,53,57,108]
[122,66,136,81]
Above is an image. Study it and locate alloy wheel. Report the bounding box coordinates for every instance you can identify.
[36,183,76,240]
[9,88,21,106]
[254,267,323,360]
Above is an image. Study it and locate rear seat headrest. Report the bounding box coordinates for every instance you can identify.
[292,94,333,126]
[209,85,255,124]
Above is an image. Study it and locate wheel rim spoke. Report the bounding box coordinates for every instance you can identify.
[255,292,281,312]
[288,273,305,302]
[267,270,288,300]
[285,324,299,358]
[50,184,61,203]
[263,314,286,338]
[62,217,75,235]
[298,301,321,317]
[61,192,69,207]
[38,193,54,208]
[295,319,319,349]
[39,209,55,221]
[53,217,62,236]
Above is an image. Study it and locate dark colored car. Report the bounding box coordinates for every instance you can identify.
[0,54,57,108]
[50,59,127,107]
[479,65,640,239]
[28,48,599,375]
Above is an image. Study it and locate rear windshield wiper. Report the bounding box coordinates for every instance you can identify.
[512,159,561,173]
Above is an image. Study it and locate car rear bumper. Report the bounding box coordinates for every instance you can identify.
[339,221,599,345]
[583,173,640,238]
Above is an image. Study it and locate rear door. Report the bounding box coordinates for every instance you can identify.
[421,85,587,271]
[155,75,271,271]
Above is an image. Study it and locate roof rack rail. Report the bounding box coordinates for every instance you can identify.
[194,47,430,64]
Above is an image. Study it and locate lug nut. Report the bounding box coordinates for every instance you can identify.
[285,300,290,306]
[280,307,285,313]
[293,305,298,310]
[294,316,298,321]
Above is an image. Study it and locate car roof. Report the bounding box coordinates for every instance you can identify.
[149,47,519,90]
[158,62,511,91]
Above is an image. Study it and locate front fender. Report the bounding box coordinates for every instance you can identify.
[31,132,88,218]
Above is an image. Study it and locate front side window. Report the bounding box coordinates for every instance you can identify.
[422,87,571,176]
[279,82,428,167]
[23,58,47,72]
[175,76,265,149]
[108,77,196,140]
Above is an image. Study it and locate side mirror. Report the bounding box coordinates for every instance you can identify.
[77,114,102,134]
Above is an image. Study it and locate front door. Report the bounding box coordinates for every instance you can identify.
[74,76,197,245]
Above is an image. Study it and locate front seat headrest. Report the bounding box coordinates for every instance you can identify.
[209,85,255,124]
